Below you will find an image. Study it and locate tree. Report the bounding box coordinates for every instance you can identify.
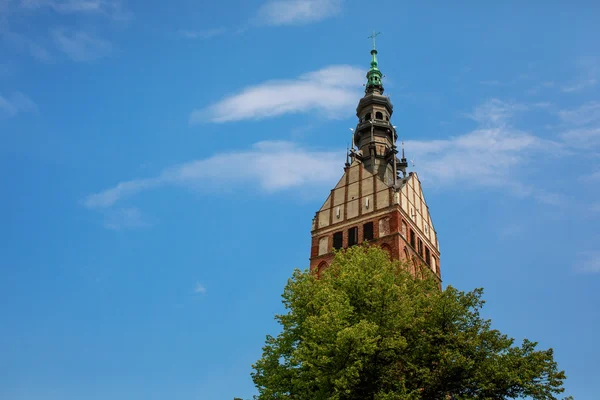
[251,246,569,399]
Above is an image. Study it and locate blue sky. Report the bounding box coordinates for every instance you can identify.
[1,0,599,398]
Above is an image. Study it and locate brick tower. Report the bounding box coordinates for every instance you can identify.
[309,43,441,284]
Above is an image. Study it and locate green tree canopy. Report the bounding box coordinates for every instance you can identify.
[251,246,568,399]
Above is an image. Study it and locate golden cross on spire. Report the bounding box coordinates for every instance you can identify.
[368,31,381,50]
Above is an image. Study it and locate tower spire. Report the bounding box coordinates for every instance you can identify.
[399,139,409,178]
[365,31,384,93]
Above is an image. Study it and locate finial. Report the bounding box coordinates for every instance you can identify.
[365,31,383,93]
[345,143,350,167]
[368,30,381,50]
[402,139,405,159]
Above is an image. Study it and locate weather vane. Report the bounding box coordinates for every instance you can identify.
[368,31,381,50]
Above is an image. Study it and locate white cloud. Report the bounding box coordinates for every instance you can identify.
[558,102,600,148]
[558,102,600,126]
[178,28,226,40]
[103,207,151,230]
[194,283,206,294]
[0,91,37,118]
[407,99,563,202]
[256,0,342,25]
[190,65,364,124]
[1,30,53,62]
[466,98,526,126]
[479,80,504,86]
[561,57,599,93]
[0,62,14,78]
[19,0,131,20]
[561,128,600,148]
[52,28,112,62]
[575,251,600,273]
[83,141,342,209]
[580,170,600,183]
[84,178,159,208]
[561,79,597,93]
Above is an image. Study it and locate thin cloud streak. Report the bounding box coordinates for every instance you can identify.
[1,30,54,62]
[558,102,600,149]
[190,65,364,124]
[558,101,600,126]
[103,207,151,230]
[408,99,564,203]
[194,283,207,294]
[52,28,112,62]
[19,0,132,20]
[178,28,226,40]
[0,91,38,118]
[255,0,342,26]
[575,251,600,273]
[83,141,342,209]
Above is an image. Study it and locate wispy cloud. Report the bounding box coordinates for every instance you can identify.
[479,80,504,86]
[466,98,526,126]
[194,282,206,294]
[561,128,600,148]
[0,91,38,119]
[1,30,53,62]
[178,28,226,40]
[190,65,364,124]
[558,102,600,126]
[575,251,600,274]
[558,102,600,149]
[408,99,563,203]
[561,79,597,93]
[2,1,129,62]
[103,207,151,230]
[52,28,112,62]
[0,62,14,77]
[256,0,342,26]
[83,141,342,209]
[561,57,599,93]
[580,170,600,183]
[19,0,132,20]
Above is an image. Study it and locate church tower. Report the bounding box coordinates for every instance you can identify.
[309,42,441,284]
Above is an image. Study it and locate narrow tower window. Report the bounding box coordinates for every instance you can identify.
[348,227,358,247]
[365,113,371,121]
[333,231,343,250]
[425,247,431,266]
[410,229,415,248]
[363,222,374,241]
[376,111,383,120]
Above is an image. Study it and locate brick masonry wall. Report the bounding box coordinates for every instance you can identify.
[310,207,441,284]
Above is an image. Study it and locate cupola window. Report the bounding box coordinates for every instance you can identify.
[376,111,383,120]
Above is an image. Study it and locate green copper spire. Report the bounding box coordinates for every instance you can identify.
[366,31,383,93]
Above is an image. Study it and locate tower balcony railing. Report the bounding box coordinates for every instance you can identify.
[355,119,398,142]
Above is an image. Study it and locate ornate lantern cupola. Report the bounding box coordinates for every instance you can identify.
[351,32,398,186]
[366,45,384,94]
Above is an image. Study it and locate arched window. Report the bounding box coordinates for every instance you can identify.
[316,261,328,277]
[412,257,421,279]
[381,243,392,259]
[376,111,383,120]
[386,116,389,121]
[403,247,410,260]
[365,113,371,121]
